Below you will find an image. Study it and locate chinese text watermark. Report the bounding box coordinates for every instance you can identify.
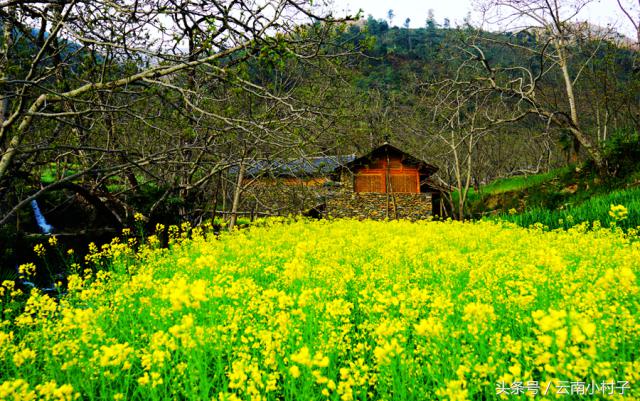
[496,380,630,396]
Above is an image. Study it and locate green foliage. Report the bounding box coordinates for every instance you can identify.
[601,131,640,178]
[351,17,453,90]
[499,187,640,231]
[40,163,80,184]
[480,167,573,196]
[212,217,227,228]
[452,167,572,214]
[236,217,251,226]
[486,136,640,230]
[257,36,294,71]
[0,226,22,281]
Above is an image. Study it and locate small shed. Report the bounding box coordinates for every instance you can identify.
[238,155,355,216]
[244,155,355,187]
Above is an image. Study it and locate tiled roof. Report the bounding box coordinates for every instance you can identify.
[241,155,356,178]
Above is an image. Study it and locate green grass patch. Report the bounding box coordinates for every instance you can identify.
[480,166,573,195]
[499,186,640,230]
[40,163,80,184]
[452,166,573,215]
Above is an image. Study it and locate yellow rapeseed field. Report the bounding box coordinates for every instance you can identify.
[1,218,639,400]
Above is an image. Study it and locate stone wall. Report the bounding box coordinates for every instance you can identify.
[241,176,434,221]
[241,180,330,216]
[325,192,432,221]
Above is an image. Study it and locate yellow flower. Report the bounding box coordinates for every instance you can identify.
[289,365,301,378]
[533,309,566,332]
[98,343,134,369]
[150,372,163,387]
[137,373,150,386]
[290,346,312,367]
[36,381,78,401]
[609,204,628,221]
[2,218,640,399]
[18,263,36,278]
[48,235,58,247]
[13,347,36,366]
[34,243,46,257]
[435,379,468,401]
[414,317,443,337]
[0,379,36,401]
[134,212,145,222]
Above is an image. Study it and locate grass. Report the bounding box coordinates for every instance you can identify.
[499,186,640,230]
[479,166,573,195]
[1,218,639,400]
[40,163,80,184]
[451,166,572,214]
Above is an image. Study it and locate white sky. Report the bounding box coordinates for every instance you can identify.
[334,0,638,38]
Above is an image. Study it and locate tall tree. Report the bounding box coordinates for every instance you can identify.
[467,0,615,172]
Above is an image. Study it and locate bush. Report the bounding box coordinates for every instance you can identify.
[601,131,640,178]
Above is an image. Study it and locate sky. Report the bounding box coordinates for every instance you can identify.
[333,0,638,38]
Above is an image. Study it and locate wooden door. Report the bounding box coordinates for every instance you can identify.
[389,172,419,193]
[355,173,384,192]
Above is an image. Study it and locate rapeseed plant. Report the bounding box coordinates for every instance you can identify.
[1,218,639,400]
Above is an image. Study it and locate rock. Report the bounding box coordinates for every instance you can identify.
[561,184,578,194]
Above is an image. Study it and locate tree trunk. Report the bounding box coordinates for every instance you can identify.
[211,170,222,224]
[565,124,606,172]
[557,43,606,171]
[0,6,15,146]
[451,131,465,220]
[0,95,47,180]
[229,161,245,231]
[571,136,581,164]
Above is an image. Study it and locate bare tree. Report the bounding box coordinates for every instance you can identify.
[469,0,616,172]
[422,75,498,219]
[616,0,640,46]
[0,0,359,226]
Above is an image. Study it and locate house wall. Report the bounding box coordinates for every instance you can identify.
[244,177,329,187]
[351,155,421,194]
[325,192,433,221]
[241,179,331,215]
[236,153,437,220]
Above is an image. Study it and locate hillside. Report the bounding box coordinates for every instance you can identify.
[467,138,640,230]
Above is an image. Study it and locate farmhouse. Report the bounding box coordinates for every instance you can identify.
[323,143,446,220]
[241,143,447,220]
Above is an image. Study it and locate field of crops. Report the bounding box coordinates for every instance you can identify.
[1,218,639,400]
